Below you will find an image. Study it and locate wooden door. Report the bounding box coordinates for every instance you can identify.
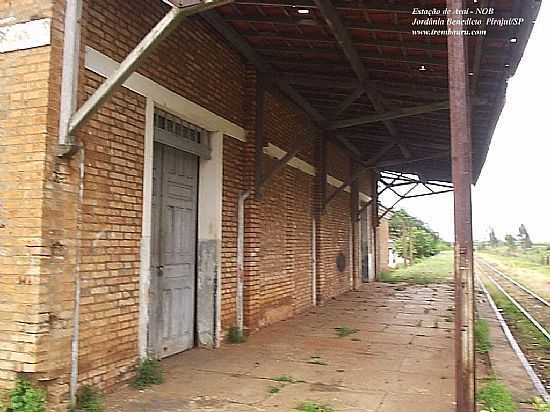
[150,142,198,358]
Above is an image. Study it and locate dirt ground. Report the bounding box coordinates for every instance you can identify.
[107,283,456,412]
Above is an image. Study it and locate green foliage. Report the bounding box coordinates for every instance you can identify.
[380,251,453,284]
[226,327,247,344]
[477,378,517,412]
[268,386,280,394]
[7,377,46,412]
[295,402,334,412]
[488,284,550,351]
[389,209,449,262]
[489,227,500,247]
[69,386,104,412]
[475,319,492,354]
[132,358,163,390]
[334,326,358,338]
[532,397,550,412]
[271,376,304,384]
[517,224,533,249]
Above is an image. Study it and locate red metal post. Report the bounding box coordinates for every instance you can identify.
[447,1,476,411]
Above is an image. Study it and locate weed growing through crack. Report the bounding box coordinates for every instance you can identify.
[532,397,550,412]
[477,377,516,412]
[295,401,335,412]
[6,377,46,412]
[268,386,281,394]
[272,376,304,384]
[69,385,105,412]
[132,358,163,389]
[227,327,247,344]
[475,319,492,354]
[334,326,358,338]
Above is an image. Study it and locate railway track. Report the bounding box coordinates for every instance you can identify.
[476,257,550,399]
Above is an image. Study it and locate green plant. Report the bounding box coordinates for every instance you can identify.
[532,397,550,412]
[295,401,334,412]
[334,326,358,338]
[271,376,303,384]
[268,386,280,394]
[226,327,247,344]
[477,378,517,412]
[69,386,104,412]
[8,377,46,412]
[475,319,492,354]
[132,358,163,390]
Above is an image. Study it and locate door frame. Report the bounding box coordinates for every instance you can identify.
[139,97,226,358]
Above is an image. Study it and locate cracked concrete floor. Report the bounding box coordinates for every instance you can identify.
[107,283,456,412]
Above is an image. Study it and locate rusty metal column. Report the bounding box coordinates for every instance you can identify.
[447,1,475,411]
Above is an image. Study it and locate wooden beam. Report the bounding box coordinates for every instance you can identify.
[323,143,394,210]
[201,10,326,125]
[233,0,412,13]
[243,32,447,52]
[257,46,450,67]
[225,15,426,35]
[448,1,475,410]
[313,0,410,158]
[258,138,311,191]
[329,101,449,130]
[329,87,365,119]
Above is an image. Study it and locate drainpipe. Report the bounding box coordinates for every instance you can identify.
[57,0,83,157]
[236,190,251,332]
[70,148,85,406]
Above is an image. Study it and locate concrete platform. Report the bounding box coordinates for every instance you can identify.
[107,283,456,412]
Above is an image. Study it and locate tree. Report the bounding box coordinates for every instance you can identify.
[389,209,448,263]
[488,227,499,247]
[517,224,533,249]
[504,234,516,250]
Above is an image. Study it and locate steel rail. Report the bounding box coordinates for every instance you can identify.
[476,273,550,403]
[484,273,550,342]
[478,258,550,308]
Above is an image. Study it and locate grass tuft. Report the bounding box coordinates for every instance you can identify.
[334,326,359,338]
[295,401,335,412]
[132,358,163,390]
[532,397,550,412]
[477,377,517,412]
[69,385,105,412]
[380,252,453,284]
[475,319,492,354]
[226,327,247,344]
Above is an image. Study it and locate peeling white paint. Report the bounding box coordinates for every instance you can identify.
[0,18,51,53]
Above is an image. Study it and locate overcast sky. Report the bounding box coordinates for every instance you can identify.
[380,2,550,243]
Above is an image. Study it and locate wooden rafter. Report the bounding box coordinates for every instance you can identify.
[328,101,450,130]
[313,0,411,158]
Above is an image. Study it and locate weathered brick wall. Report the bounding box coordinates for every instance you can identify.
[84,0,245,128]
[73,71,145,389]
[2,0,362,404]
[221,137,244,329]
[0,0,57,392]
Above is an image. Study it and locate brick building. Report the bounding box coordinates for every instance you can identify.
[0,0,538,410]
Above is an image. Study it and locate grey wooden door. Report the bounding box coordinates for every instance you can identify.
[151,142,198,358]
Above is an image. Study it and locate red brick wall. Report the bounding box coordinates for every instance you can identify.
[0,0,58,393]
[221,137,245,329]
[74,71,145,388]
[1,0,363,405]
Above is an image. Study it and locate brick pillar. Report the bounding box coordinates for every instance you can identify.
[313,134,326,302]
[241,66,262,332]
[351,165,360,290]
